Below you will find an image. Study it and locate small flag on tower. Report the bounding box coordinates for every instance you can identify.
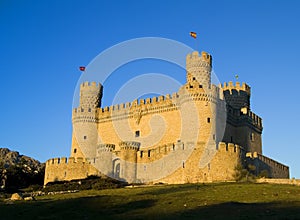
[79,66,86,71]
[190,31,197,39]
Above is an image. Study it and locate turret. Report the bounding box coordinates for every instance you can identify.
[79,81,103,108]
[186,51,212,89]
[71,81,103,160]
[95,144,115,177]
[119,141,140,183]
[222,81,251,110]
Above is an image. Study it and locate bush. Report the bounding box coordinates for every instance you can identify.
[44,176,127,192]
[233,164,256,183]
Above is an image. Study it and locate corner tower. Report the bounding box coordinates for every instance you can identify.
[71,82,103,159]
[186,51,212,89]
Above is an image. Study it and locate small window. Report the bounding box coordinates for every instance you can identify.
[207,117,211,123]
[140,151,143,158]
[81,108,84,112]
[250,133,255,141]
[213,134,215,140]
[192,77,196,81]
[230,136,233,142]
[182,161,185,168]
[84,136,87,140]
[74,148,77,153]
[199,85,203,88]
[190,85,193,88]
[135,130,140,137]
[148,150,151,157]
[88,108,91,112]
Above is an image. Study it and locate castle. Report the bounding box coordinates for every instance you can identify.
[44,51,289,185]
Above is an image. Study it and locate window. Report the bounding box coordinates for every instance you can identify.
[182,161,185,168]
[207,117,211,123]
[88,108,91,112]
[230,136,233,142]
[135,130,140,137]
[148,150,151,157]
[140,151,143,158]
[190,85,193,88]
[84,136,87,140]
[193,77,196,81]
[213,134,215,140]
[74,148,77,153]
[199,85,203,88]
[250,133,255,141]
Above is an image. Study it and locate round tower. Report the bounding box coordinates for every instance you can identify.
[119,141,140,183]
[186,51,212,89]
[95,144,115,177]
[71,81,103,160]
[79,81,103,108]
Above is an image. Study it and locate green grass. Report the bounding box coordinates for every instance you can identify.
[1,182,300,219]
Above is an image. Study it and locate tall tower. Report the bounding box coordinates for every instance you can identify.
[186,51,212,89]
[79,81,103,108]
[71,82,103,160]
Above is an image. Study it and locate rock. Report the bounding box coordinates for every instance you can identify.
[10,193,23,201]
[24,196,35,201]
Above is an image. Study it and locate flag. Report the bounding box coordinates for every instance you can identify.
[190,32,197,39]
[79,66,86,71]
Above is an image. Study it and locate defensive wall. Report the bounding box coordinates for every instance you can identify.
[44,157,101,185]
[246,152,289,178]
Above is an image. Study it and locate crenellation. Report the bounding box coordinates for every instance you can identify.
[221,81,251,95]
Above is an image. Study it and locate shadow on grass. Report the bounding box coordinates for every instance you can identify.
[0,195,157,220]
[167,201,300,220]
[0,193,300,219]
[136,183,213,196]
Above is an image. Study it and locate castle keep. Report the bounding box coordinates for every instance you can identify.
[44,51,289,185]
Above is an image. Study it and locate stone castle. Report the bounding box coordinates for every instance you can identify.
[44,51,289,185]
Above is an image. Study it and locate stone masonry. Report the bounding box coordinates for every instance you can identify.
[44,51,289,185]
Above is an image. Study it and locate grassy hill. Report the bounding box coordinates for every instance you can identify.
[1,182,300,219]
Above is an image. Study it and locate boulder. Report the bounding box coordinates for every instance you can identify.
[24,196,35,201]
[10,192,23,201]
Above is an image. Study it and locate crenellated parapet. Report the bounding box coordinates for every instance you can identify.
[217,142,245,154]
[246,152,289,178]
[221,81,251,95]
[46,157,89,166]
[221,81,251,110]
[120,141,141,151]
[97,144,115,152]
[186,51,212,68]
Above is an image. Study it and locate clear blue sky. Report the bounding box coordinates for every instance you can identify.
[0,0,299,178]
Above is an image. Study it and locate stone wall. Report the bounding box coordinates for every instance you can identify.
[44,157,100,185]
[246,152,289,178]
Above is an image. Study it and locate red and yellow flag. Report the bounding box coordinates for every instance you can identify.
[79,66,86,71]
[190,31,197,39]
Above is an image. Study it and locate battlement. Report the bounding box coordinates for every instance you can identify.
[220,81,251,95]
[186,51,212,67]
[218,142,245,154]
[120,141,141,150]
[97,144,115,152]
[80,81,102,90]
[246,152,289,171]
[46,157,88,166]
